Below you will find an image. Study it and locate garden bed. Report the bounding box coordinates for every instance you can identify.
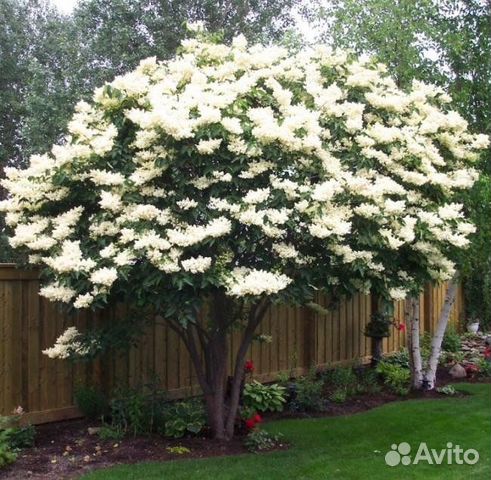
[0,419,249,480]
[0,372,481,480]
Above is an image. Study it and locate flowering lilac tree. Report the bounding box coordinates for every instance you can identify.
[1,26,487,439]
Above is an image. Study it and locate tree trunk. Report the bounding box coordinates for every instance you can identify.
[203,333,229,439]
[172,295,269,440]
[406,296,423,389]
[224,299,269,438]
[406,277,459,391]
[423,278,458,390]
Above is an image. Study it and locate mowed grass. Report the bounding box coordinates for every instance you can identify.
[82,383,490,480]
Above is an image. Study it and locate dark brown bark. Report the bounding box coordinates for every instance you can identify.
[224,298,269,438]
[168,294,269,440]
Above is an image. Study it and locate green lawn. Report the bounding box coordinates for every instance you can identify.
[82,383,491,480]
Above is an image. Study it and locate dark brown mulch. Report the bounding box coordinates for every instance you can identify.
[266,376,468,423]
[0,421,250,480]
[1,372,487,480]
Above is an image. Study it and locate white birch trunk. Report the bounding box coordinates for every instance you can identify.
[423,277,458,390]
[406,296,423,389]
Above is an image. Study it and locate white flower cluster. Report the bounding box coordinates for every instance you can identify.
[42,327,93,359]
[1,29,488,311]
[182,255,212,273]
[226,268,292,297]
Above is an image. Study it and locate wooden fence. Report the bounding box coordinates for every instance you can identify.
[0,264,464,424]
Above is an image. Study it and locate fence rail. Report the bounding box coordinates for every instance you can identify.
[0,264,464,423]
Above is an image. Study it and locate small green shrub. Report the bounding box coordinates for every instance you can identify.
[325,367,357,393]
[244,429,284,452]
[276,371,290,386]
[439,350,464,366]
[163,399,206,438]
[105,384,205,439]
[74,385,109,420]
[442,329,462,353]
[0,412,35,470]
[98,425,124,441]
[3,424,35,450]
[436,385,457,396]
[0,415,35,450]
[381,349,410,369]
[376,361,410,395]
[243,381,287,413]
[110,387,149,436]
[329,389,347,403]
[478,359,491,378]
[356,368,382,394]
[291,369,324,412]
[0,445,17,469]
[108,383,167,437]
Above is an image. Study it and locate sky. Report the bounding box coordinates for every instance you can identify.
[51,0,78,14]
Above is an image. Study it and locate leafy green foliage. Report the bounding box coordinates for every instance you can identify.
[364,312,393,338]
[107,383,167,437]
[436,385,457,396]
[0,413,35,469]
[324,367,358,392]
[478,359,491,378]
[324,366,383,401]
[243,381,287,413]
[0,445,17,469]
[162,399,206,439]
[376,361,410,395]
[244,429,284,452]
[105,386,206,439]
[290,369,324,412]
[109,387,149,437]
[166,446,191,455]
[320,0,441,88]
[328,390,347,404]
[381,349,410,369]
[97,425,124,441]
[355,368,382,395]
[441,328,462,353]
[74,385,110,420]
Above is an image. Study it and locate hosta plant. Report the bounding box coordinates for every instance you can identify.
[243,381,287,412]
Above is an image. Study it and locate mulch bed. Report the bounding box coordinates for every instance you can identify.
[1,372,488,480]
[0,422,249,480]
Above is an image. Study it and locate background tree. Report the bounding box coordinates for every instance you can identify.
[316,0,491,331]
[0,0,301,260]
[0,0,68,261]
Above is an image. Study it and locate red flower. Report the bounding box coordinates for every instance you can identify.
[396,323,406,332]
[253,414,262,424]
[244,360,255,373]
[245,418,256,430]
[484,347,491,359]
[465,364,479,375]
